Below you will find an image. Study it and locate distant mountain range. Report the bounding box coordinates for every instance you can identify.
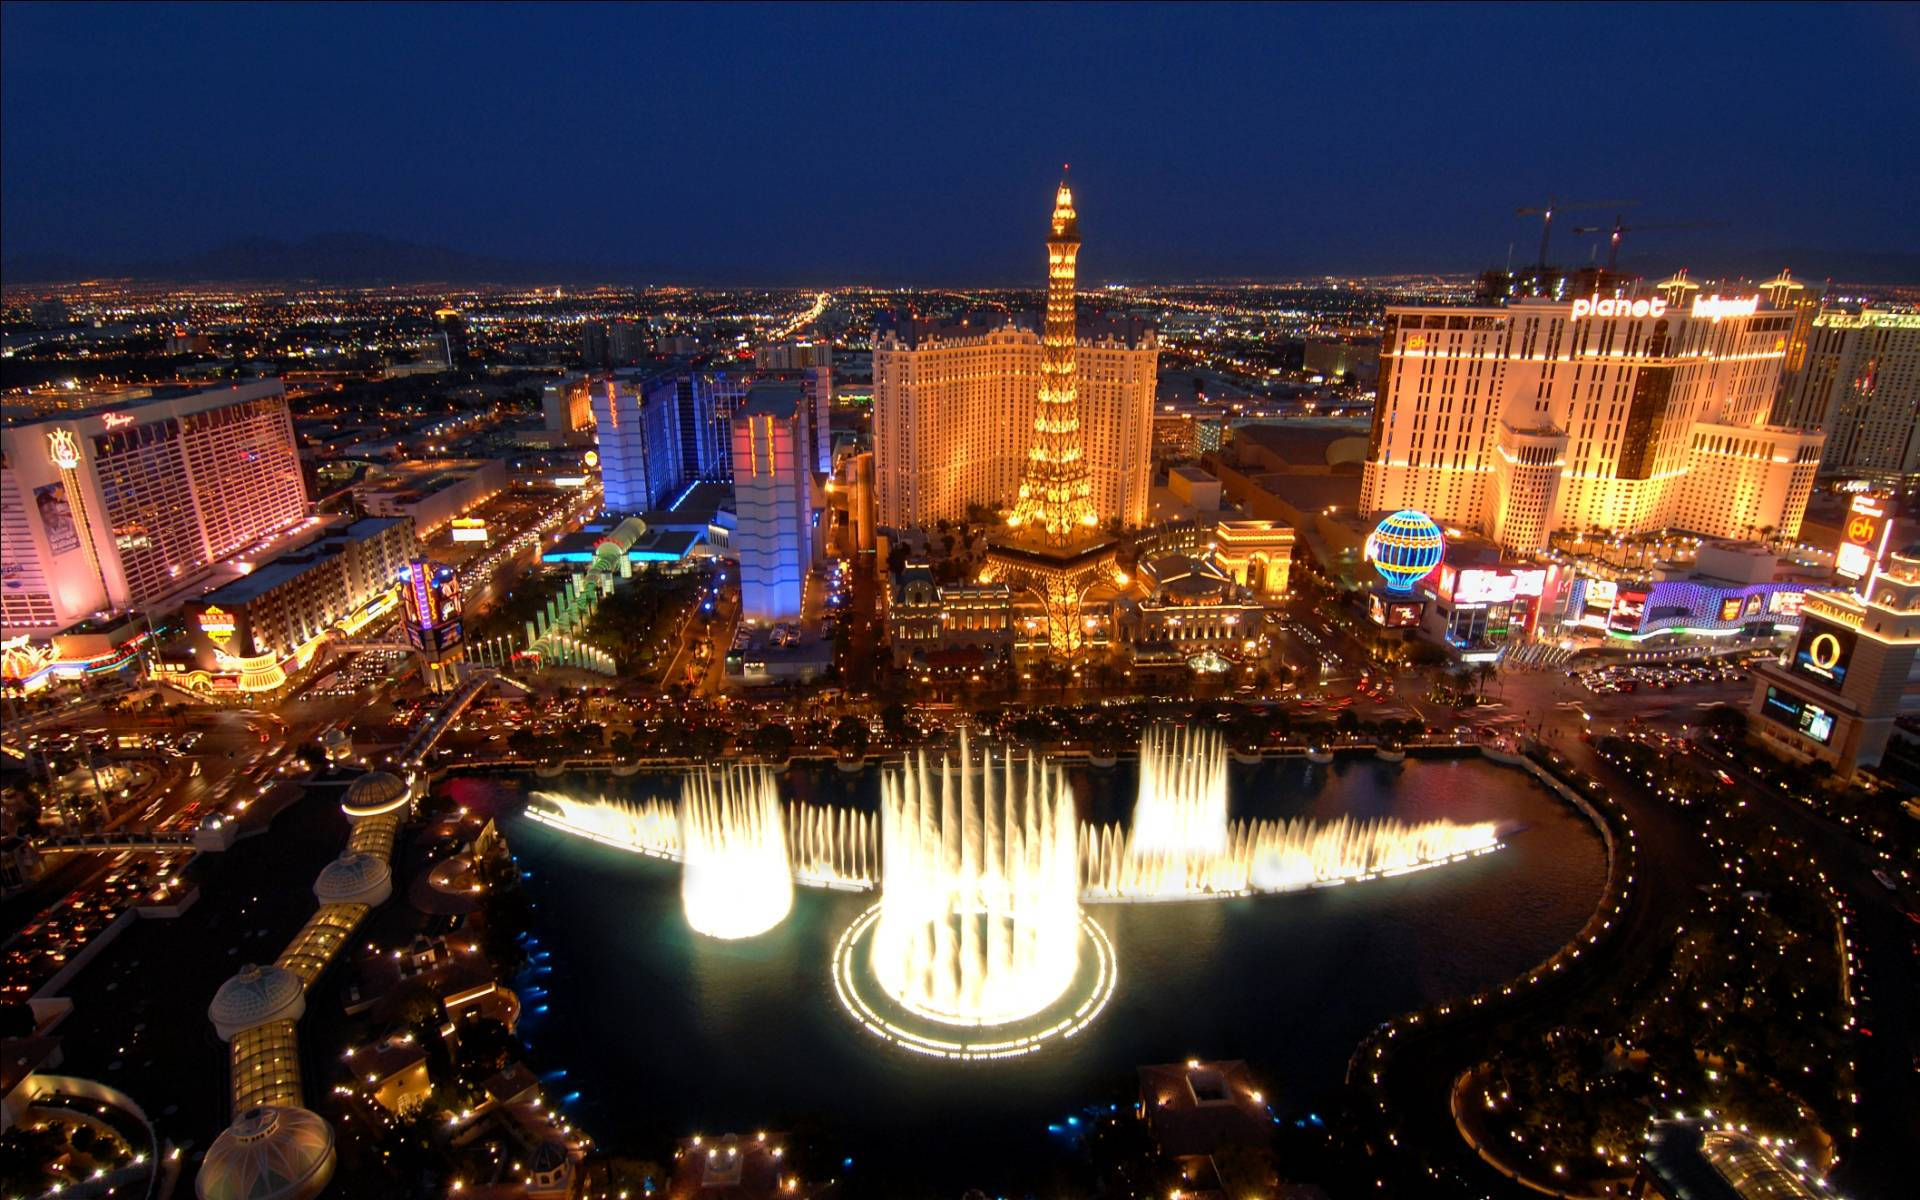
[4,231,1917,287]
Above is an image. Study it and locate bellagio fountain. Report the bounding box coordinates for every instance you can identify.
[526,725,1502,1059]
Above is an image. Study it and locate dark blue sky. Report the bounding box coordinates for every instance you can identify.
[4,2,1917,283]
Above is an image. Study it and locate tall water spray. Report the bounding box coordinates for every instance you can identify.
[788,802,878,890]
[1130,725,1229,856]
[680,764,793,939]
[871,733,1082,1026]
[1079,724,1504,898]
[527,791,681,859]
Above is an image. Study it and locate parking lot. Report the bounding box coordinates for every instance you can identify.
[1579,657,1753,694]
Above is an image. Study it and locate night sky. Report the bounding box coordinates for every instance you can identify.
[4,2,1918,283]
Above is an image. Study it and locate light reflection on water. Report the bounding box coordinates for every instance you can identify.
[468,754,1605,1195]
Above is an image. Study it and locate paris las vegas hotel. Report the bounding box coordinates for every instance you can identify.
[872,308,1158,530]
[1361,275,1824,554]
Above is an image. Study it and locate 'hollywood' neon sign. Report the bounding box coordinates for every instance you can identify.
[1690,294,1759,322]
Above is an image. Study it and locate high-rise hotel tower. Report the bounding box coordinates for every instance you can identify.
[2,381,309,635]
[1360,288,1823,554]
[872,180,1158,533]
[1775,307,1920,480]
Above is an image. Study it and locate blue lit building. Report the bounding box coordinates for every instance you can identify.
[690,369,749,482]
[595,364,830,499]
[731,384,811,621]
[689,365,830,480]
[591,371,686,513]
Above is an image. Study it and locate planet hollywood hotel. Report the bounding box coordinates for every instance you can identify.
[1361,282,1822,555]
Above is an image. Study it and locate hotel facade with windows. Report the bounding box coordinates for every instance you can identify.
[1774,308,1920,479]
[872,313,1158,532]
[1360,290,1822,555]
[1,381,308,635]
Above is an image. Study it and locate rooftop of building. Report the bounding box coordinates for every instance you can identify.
[1137,1059,1271,1159]
[874,308,1157,350]
[196,1105,335,1200]
[197,517,409,606]
[737,382,805,420]
[1641,1121,1827,1200]
[0,378,283,428]
[1230,422,1371,471]
[1235,470,1364,524]
[729,623,834,664]
[1138,553,1238,605]
[671,480,733,514]
[0,1036,63,1096]
[543,525,703,565]
[360,458,499,496]
[892,561,1013,605]
[668,1131,800,1200]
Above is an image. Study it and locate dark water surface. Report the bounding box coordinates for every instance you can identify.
[466,754,1605,1195]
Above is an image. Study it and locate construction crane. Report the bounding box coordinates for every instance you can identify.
[1573,215,1730,271]
[1516,197,1639,268]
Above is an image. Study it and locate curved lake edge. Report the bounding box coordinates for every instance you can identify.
[438,746,1613,1195]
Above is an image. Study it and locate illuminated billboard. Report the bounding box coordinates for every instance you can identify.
[1759,685,1836,746]
[1607,589,1649,633]
[1454,569,1517,605]
[1789,619,1855,688]
[198,606,237,647]
[34,482,81,555]
[450,518,489,543]
[1445,566,1549,607]
[1833,492,1891,587]
[1368,593,1424,627]
[1603,579,1809,639]
[402,560,463,655]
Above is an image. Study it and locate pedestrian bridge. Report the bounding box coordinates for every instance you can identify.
[35,815,238,856]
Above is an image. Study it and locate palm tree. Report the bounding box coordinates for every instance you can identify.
[1474,661,1498,700]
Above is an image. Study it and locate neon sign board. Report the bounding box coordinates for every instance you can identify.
[101,412,135,430]
[46,429,81,470]
[198,605,236,646]
[1834,492,1891,587]
[408,562,435,627]
[1690,294,1760,322]
[1790,619,1855,687]
[1570,295,1667,321]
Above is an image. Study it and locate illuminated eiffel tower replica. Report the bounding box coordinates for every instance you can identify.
[985,174,1123,659]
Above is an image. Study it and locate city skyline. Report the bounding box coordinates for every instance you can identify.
[2,6,1915,1200]
[5,4,1920,285]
